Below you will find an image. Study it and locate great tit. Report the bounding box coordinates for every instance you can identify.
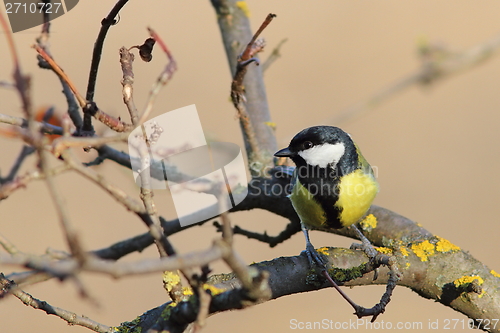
[274,126,379,266]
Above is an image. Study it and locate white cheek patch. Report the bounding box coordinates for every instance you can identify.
[298,143,345,168]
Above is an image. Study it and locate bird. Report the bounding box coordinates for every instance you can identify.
[274,125,379,267]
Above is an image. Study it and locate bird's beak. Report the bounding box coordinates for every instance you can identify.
[274,147,294,157]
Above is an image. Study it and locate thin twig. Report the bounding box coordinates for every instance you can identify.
[34,16,83,129]
[85,0,129,100]
[0,274,112,333]
[230,14,276,175]
[240,14,276,60]
[39,149,85,258]
[0,243,226,278]
[220,212,233,246]
[215,213,271,303]
[88,104,133,132]
[0,113,63,136]
[261,38,287,73]
[60,76,83,129]
[0,10,31,116]
[138,27,177,125]
[194,284,211,331]
[32,44,86,107]
[51,132,129,157]
[36,0,51,45]
[0,164,70,201]
[33,45,133,133]
[0,145,35,184]
[134,130,189,303]
[0,80,15,89]
[0,233,20,254]
[119,47,139,125]
[84,0,130,133]
[330,34,500,124]
[213,219,300,247]
[60,149,145,213]
[135,135,169,257]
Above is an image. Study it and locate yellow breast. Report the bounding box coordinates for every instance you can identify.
[334,169,379,226]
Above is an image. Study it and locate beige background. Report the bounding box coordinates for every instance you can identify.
[1,1,500,332]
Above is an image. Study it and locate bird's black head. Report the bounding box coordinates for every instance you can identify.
[275,126,357,172]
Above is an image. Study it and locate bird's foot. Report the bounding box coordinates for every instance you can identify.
[350,224,378,257]
[350,224,381,279]
[304,241,327,268]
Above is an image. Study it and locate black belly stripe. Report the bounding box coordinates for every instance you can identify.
[314,191,343,229]
[301,177,343,229]
[296,164,348,229]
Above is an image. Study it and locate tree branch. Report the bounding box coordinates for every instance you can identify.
[84,0,130,133]
[114,241,500,332]
[211,1,278,175]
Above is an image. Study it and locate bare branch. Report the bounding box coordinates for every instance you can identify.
[0,241,226,279]
[0,113,63,136]
[39,148,85,258]
[0,274,112,333]
[60,149,145,214]
[34,19,83,129]
[261,38,288,73]
[0,164,70,201]
[0,10,31,117]
[331,34,500,124]
[119,47,139,125]
[0,233,20,254]
[228,13,276,176]
[84,0,130,133]
[51,132,129,157]
[33,44,86,107]
[0,145,35,184]
[33,45,133,134]
[211,1,278,175]
[137,27,178,125]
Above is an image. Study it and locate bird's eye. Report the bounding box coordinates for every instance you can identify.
[303,141,314,149]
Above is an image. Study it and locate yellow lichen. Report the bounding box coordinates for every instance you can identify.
[182,286,193,296]
[264,121,276,130]
[360,214,377,230]
[435,236,460,253]
[236,1,250,17]
[491,270,500,278]
[453,275,485,297]
[316,247,330,256]
[163,271,181,292]
[411,240,435,262]
[203,284,225,296]
[454,275,484,288]
[405,262,411,269]
[399,245,410,257]
[376,247,392,254]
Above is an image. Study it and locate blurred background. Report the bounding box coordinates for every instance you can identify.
[1,1,500,332]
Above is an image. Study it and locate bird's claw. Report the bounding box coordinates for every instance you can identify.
[304,242,327,268]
